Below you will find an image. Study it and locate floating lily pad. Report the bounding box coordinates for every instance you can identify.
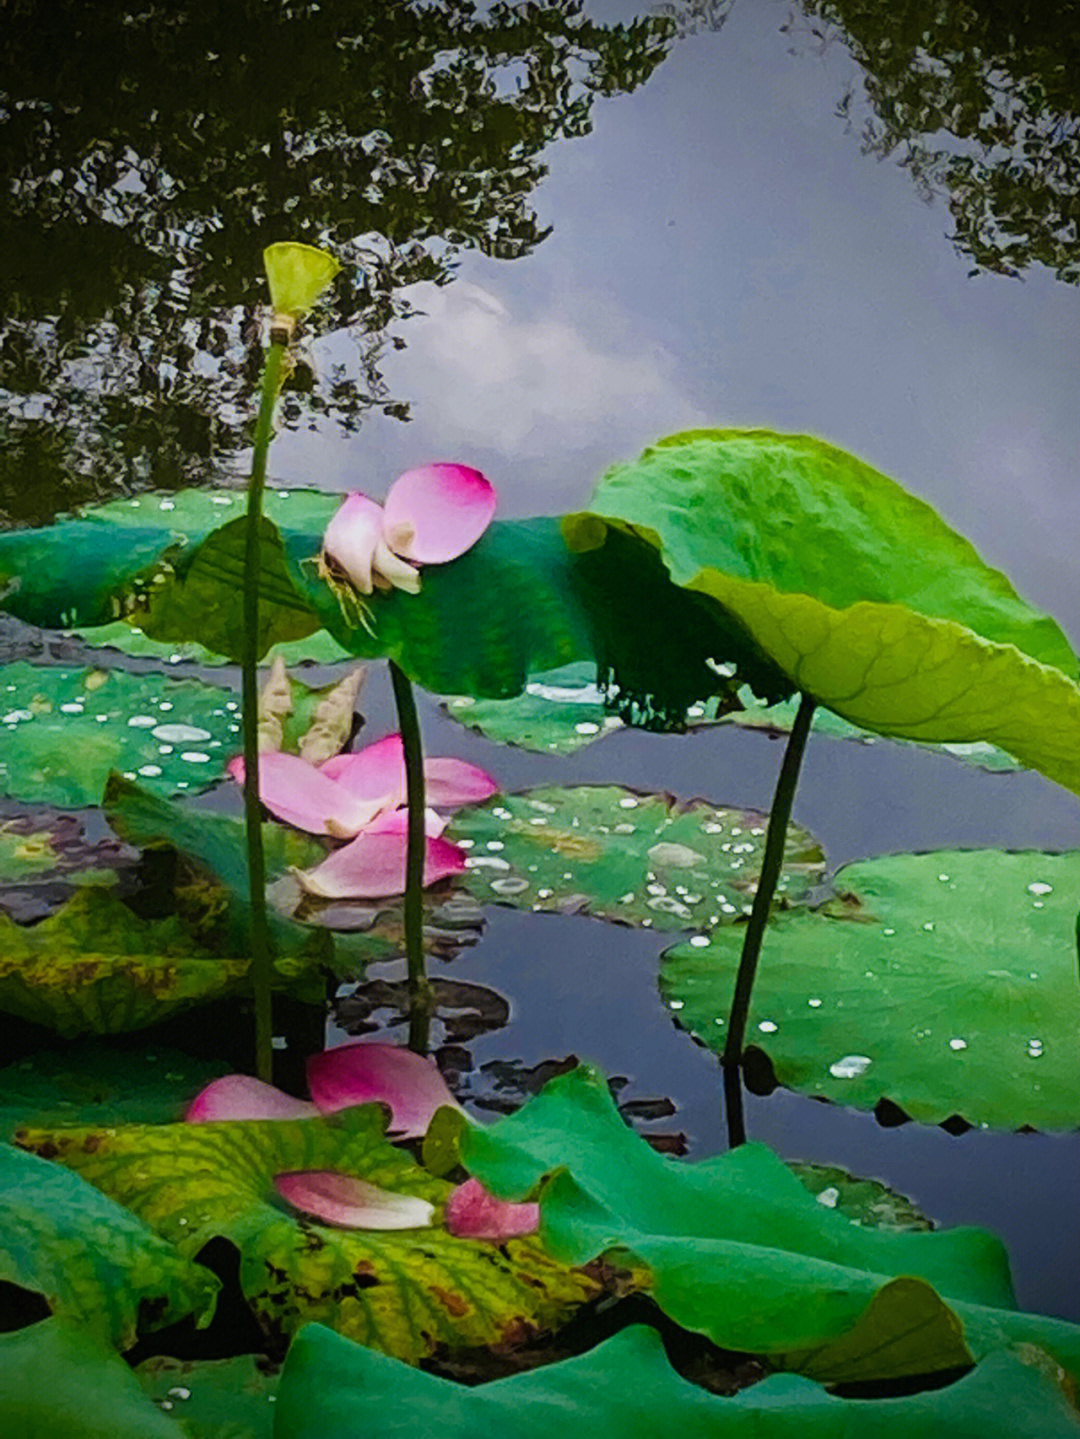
[0,888,315,1036]
[275,1323,1080,1439]
[0,1145,218,1348]
[567,430,1080,793]
[429,1066,1080,1384]
[448,786,825,930]
[17,1106,602,1364]
[0,1320,183,1438]
[73,619,351,669]
[135,1354,279,1439]
[0,661,240,806]
[789,1164,933,1233]
[0,1045,229,1140]
[660,850,1080,1130]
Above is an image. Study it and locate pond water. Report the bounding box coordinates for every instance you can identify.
[2,0,1079,1333]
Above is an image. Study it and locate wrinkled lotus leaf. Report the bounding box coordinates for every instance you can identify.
[448,786,824,930]
[427,1066,1080,1383]
[0,661,240,806]
[0,808,134,891]
[788,1164,932,1233]
[135,1354,279,1439]
[72,619,351,669]
[661,849,1080,1130]
[0,1045,229,1140]
[0,1145,218,1348]
[0,887,314,1036]
[442,663,1023,774]
[0,488,757,724]
[18,1107,602,1364]
[567,430,1080,792]
[0,1320,182,1439]
[274,1324,1080,1439]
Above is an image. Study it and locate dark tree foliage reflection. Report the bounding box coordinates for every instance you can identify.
[0,0,674,523]
[795,0,1080,284]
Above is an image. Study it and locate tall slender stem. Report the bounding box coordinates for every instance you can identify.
[241,340,286,1084]
[722,691,816,1147]
[389,660,432,1054]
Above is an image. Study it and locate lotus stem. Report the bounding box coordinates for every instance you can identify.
[241,339,286,1084]
[389,660,432,1054]
[722,691,816,1147]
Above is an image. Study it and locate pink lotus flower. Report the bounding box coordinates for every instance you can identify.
[186,1042,538,1239]
[227,732,497,898]
[322,464,497,596]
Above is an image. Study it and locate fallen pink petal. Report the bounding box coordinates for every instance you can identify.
[306,1041,465,1138]
[293,827,467,900]
[274,1170,435,1230]
[185,1075,320,1124]
[227,751,391,838]
[321,733,498,811]
[381,463,497,564]
[321,491,385,595]
[444,1178,541,1240]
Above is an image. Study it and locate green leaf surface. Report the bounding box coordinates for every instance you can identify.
[0,1045,229,1141]
[0,1320,183,1439]
[448,786,825,930]
[274,1323,1080,1439]
[661,849,1080,1130]
[72,619,351,668]
[0,887,303,1036]
[135,1354,279,1439]
[18,1107,602,1364]
[788,1163,933,1232]
[568,430,1080,791]
[0,1145,218,1348]
[430,1066,1080,1383]
[0,662,239,806]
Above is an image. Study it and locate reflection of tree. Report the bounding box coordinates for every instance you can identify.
[793,1,1080,284]
[0,0,674,523]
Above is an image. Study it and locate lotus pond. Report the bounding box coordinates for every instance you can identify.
[1,2,1079,1435]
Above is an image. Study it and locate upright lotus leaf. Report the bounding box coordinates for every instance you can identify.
[0,1145,218,1348]
[15,1107,601,1364]
[0,1320,183,1439]
[566,430,1080,792]
[661,849,1080,1130]
[0,1045,229,1140]
[135,1354,279,1439]
[0,887,315,1036]
[448,785,825,929]
[0,661,239,805]
[275,1323,1080,1439]
[426,1065,1080,1383]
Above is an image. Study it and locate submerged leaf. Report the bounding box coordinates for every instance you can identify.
[274,1324,1080,1439]
[661,849,1080,1130]
[449,786,824,930]
[567,430,1080,791]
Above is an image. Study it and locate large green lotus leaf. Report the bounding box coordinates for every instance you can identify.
[567,430,1080,792]
[0,1145,218,1348]
[0,1045,229,1140]
[0,661,241,806]
[660,849,1080,1131]
[73,619,351,668]
[135,1354,278,1439]
[428,1065,1080,1383]
[448,786,825,930]
[0,1320,182,1439]
[16,1107,602,1364]
[274,1323,1080,1439]
[0,887,313,1036]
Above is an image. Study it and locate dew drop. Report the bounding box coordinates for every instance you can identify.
[757,1020,778,1034]
[1027,882,1053,896]
[137,765,163,778]
[1027,1038,1044,1057]
[485,840,504,852]
[575,721,600,735]
[922,921,935,932]
[668,999,684,1010]
[829,1054,872,1080]
[490,877,530,896]
[948,1037,968,1051]
[816,1187,840,1209]
[689,934,710,948]
[180,751,211,763]
[153,723,212,743]
[59,702,84,714]
[807,997,822,1008]
[127,714,157,728]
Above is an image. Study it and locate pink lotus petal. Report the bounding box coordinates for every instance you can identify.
[185,1075,319,1123]
[307,1042,465,1137]
[423,756,499,810]
[274,1170,434,1230]
[365,805,448,838]
[322,735,497,813]
[229,751,385,838]
[293,828,466,899]
[445,1178,540,1240]
[382,464,496,565]
[322,492,385,595]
